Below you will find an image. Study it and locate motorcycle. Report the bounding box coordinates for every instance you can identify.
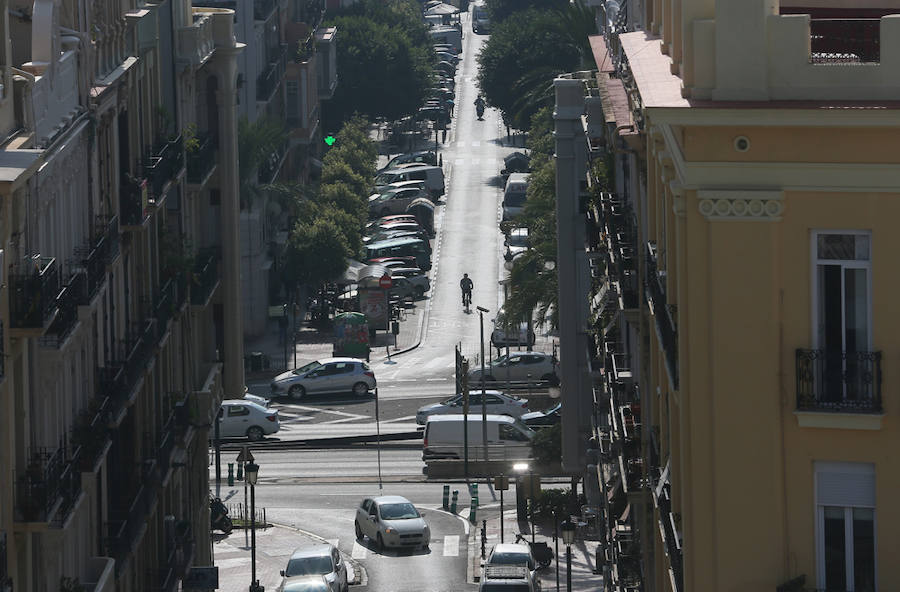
[476,102,485,120]
[210,495,233,534]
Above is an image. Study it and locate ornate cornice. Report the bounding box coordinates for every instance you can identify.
[697,190,784,221]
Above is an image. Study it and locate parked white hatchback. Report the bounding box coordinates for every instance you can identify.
[416,391,529,425]
[277,544,349,592]
[354,495,430,551]
[217,400,280,441]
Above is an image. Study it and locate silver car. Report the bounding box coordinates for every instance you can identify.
[278,544,348,592]
[468,352,558,384]
[271,358,376,399]
[416,391,529,425]
[354,495,430,551]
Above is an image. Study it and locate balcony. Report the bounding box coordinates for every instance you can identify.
[9,255,60,334]
[645,243,678,390]
[191,248,220,306]
[810,18,880,64]
[120,176,149,227]
[106,476,160,576]
[796,349,882,413]
[155,275,188,338]
[73,397,113,473]
[143,135,184,204]
[15,445,67,523]
[257,44,288,102]
[258,139,289,184]
[75,215,120,302]
[601,194,639,310]
[653,480,683,592]
[53,447,84,527]
[40,272,85,348]
[254,0,277,21]
[100,321,158,425]
[177,10,215,68]
[186,133,217,185]
[295,0,325,25]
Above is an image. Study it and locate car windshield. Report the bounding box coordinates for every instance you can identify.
[490,553,534,569]
[507,233,528,247]
[285,555,333,576]
[379,503,420,520]
[505,192,526,207]
[293,361,322,375]
[441,395,460,405]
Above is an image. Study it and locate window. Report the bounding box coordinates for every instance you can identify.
[499,424,529,442]
[227,405,249,417]
[815,462,876,591]
[485,395,504,404]
[812,231,872,402]
[286,80,300,124]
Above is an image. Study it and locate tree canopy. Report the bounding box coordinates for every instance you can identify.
[484,0,567,23]
[476,9,580,131]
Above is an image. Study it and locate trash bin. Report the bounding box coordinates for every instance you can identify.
[249,351,264,372]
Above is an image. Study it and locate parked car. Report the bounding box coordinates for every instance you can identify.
[468,351,558,384]
[435,61,456,76]
[354,496,430,551]
[389,266,426,279]
[278,544,348,592]
[389,275,431,300]
[521,402,561,428]
[243,392,270,407]
[472,1,491,34]
[422,414,535,461]
[416,391,528,425]
[486,544,539,590]
[502,173,530,221]
[365,237,432,271]
[479,565,535,592]
[375,165,445,198]
[491,308,536,351]
[270,358,376,399]
[365,227,430,245]
[368,186,430,218]
[435,51,459,65]
[279,576,331,592]
[367,255,419,268]
[504,228,529,261]
[218,400,280,441]
[379,151,438,173]
[366,214,420,233]
[501,152,530,182]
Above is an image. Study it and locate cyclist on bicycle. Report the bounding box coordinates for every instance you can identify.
[460,273,474,306]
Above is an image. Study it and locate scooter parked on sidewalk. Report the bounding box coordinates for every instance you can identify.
[210,495,233,534]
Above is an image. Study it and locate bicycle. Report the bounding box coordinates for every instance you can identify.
[462,290,472,312]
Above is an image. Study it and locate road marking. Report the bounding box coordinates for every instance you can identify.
[380,415,417,423]
[328,538,339,548]
[443,534,460,556]
[471,141,480,147]
[288,405,369,420]
[351,542,368,559]
[321,416,372,424]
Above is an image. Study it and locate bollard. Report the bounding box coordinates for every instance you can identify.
[236,462,244,481]
[470,483,478,499]
[481,520,487,559]
[227,463,234,486]
[451,490,459,514]
[469,494,479,523]
[443,485,450,510]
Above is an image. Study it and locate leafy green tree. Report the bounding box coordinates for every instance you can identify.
[485,0,566,23]
[336,0,431,48]
[476,10,580,130]
[531,423,562,466]
[282,213,351,289]
[323,14,432,130]
[320,158,369,198]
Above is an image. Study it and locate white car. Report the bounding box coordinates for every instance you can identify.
[416,391,529,425]
[468,352,558,384]
[367,187,429,217]
[217,400,280,441]
[278,544,348,592]
[486,544,540,590]
[504,228,529,261]
[354,495,430,551]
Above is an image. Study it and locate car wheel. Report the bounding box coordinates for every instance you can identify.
[352,382,369,397]
[376,534,385,552]
[542,373,560,386]
[289,385,305,399]
[355,521,363,540]
[246,426,264,441]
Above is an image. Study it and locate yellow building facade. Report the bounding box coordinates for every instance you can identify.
[577,1,900,590]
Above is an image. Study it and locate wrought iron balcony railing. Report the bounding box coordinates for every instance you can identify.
[258,138,289,184]
[100,320,158,420]
[810,18,880,64]
[191,248,220,305]
[15,445,65,522]
[106,475,159,576]
[256,44,288,102]
[40,272,85,347]
[144,135,184,202]
[645,242,679,389]
[186,133,217,184]
[796,349,882,413]
[294,0,325,26]
[10,256,60,330]
[53,446,84,527]
[73,397,112,472]
[155,275,188,337]
[601,194,639,309]
[120,176,149,227]
[654,482,684,592]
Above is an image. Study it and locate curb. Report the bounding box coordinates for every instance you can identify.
[264,520,368,587]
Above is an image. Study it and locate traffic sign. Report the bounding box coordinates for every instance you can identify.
[379,274,392,289]
[494,475,510,491]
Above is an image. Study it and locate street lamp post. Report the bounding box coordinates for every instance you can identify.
[476,306,489,462]
[246,462,263,592]
[513,462,535,542]
[561,519,576,592]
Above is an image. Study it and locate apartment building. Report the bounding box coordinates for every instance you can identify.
[195,0,337,338]
[556,1,900,590]
[0,0,244,589]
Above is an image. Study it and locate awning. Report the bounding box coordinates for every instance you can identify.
[339,259,367,284]
[425,3,459,15]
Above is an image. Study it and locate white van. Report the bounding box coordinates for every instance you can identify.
[375,165,445,199]
[472,2,491,34]
[423,414,535,461]
[429,26,462,54]
[502,173,529,221]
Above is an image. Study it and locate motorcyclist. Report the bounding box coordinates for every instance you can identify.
[460,273,474,306]
[474,95,486,119]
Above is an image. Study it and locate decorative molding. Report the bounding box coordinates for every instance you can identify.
[794,411,883,431]
[697,190,784,221]
[670,182,685,217]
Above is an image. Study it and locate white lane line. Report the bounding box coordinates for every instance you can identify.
[455,158,465,164]
[289,405,368,420]
[320,416,373,424]
[443,534,460,557]
[380,415,417,423]
[471,141,481,147]
[351,542,368,559]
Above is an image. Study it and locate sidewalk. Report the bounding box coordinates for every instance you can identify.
[472,506,604,592]
[213,522,364,592]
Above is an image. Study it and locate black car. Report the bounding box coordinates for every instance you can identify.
[521,403,561,428]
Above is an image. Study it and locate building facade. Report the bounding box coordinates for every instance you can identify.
[0,0,244,589]
[557,1,900,590]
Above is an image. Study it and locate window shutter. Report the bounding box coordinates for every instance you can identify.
[815,462,875,507]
